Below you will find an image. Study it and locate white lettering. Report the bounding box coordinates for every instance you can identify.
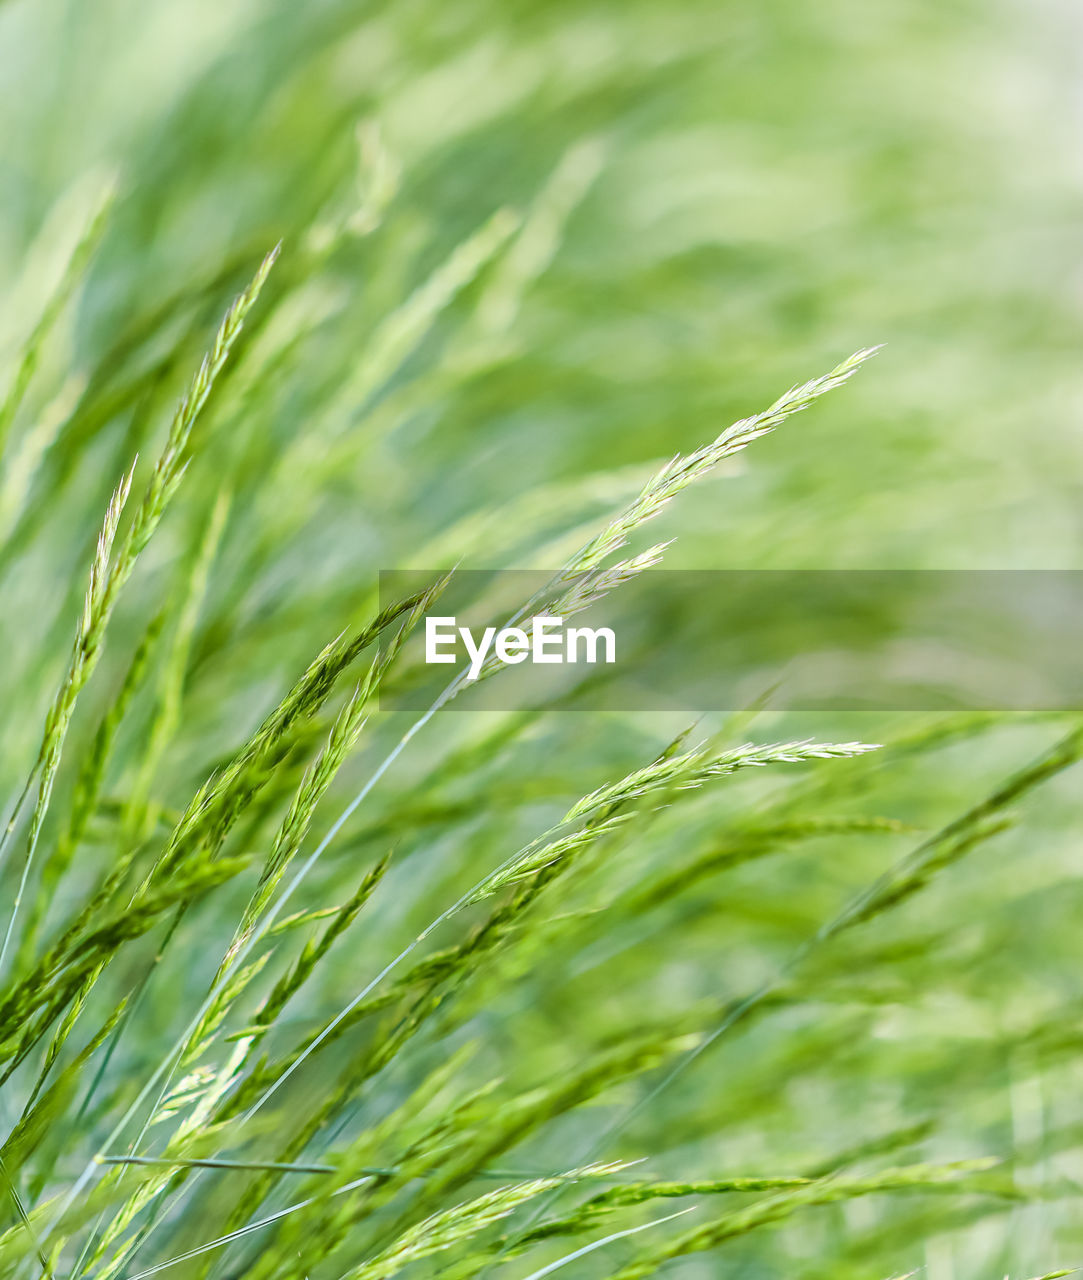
[496,627,530,664]
[565,626,616,664]
[424,615,618,676]
[532,616,565,663]
[461,625,497,681]
[425,616,458,664]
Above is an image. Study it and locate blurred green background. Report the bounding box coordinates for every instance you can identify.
[2,0,1083,1277]
[4,0,1082,582]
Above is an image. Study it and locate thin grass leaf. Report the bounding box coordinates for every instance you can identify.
[0,1152,51,1276]
[608,1160,1009,1280]
[0,460,135,976]
[337,1168,608,1280]
[328,207,519,422]
[564,739,881,824]
[0,247,278,983]
[516,1175,815,1247]
[511,1209,697,1280]
[556,346,880,583]
[0,178,114,456]
[125,489,231,841]
[0,373,86,544]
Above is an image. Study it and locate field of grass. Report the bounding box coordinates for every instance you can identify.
[1,0,1082,1277]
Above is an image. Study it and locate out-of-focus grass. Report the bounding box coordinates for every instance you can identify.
[0,0,1082,1277]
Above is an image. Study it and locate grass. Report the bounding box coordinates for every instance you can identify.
[2,0,1083,1278]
